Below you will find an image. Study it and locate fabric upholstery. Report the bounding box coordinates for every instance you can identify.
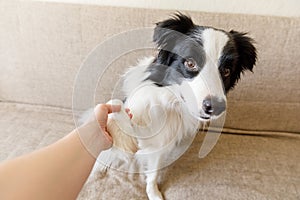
[0,103,73,161]
[0,102,299,199]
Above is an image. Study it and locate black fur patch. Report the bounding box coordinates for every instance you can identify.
[220,31,257,92]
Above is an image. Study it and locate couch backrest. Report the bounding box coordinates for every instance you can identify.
[1,1,299,133]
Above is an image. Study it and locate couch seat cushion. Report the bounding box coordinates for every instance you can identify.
[0,102,299,199]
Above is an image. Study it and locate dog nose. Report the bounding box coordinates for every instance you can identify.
[202,96,226,116]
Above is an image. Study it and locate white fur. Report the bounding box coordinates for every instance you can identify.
[92,28,229,200]
[189,28,229,112]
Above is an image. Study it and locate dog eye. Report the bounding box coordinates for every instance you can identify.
[184,58,198,71]
[224,68,231,77]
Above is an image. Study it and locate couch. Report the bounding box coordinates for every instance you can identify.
[1,1,299,199]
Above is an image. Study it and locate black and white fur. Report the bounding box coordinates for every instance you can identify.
[95,14,257,200]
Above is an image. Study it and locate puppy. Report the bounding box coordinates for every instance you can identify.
[96,13,257,200]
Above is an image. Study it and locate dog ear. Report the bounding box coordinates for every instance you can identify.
[153,13,195,48]
[148,13,195,86]
[230,30,257,72]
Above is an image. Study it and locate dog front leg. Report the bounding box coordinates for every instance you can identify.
[146,172,163,200]
[145,157,163,200]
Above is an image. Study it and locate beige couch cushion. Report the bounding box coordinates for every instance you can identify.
[0,103,73,161]
[0,102,299,199]
[80,132,300,200]
[1,1,299,133]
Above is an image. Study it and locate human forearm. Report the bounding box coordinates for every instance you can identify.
[0,104,120,200]
[0,122,108,200]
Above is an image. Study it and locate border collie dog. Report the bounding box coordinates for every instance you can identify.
[97,13,256,200]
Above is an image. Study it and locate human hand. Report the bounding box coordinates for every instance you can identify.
[92,104,119,150]
[93,104,133,150]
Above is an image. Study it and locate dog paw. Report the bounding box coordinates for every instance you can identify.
[146,184,164,200]
[106,99,138,153]
[107,99,134,134]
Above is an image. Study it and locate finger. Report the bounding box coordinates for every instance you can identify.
[105,104,121,114]
[94,104,122,129]
[103,131,113,143]
[94,104,109,127]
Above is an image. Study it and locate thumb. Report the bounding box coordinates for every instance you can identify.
[94,104,121,129]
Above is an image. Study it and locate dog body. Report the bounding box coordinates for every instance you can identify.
[97,14,256,200]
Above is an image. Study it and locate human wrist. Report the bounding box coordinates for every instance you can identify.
[76,119,112,159]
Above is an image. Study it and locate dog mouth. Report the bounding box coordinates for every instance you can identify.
[198,110,226,121]
[199,110,211,120]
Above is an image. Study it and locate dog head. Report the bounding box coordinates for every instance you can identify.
[147,13,257,120]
